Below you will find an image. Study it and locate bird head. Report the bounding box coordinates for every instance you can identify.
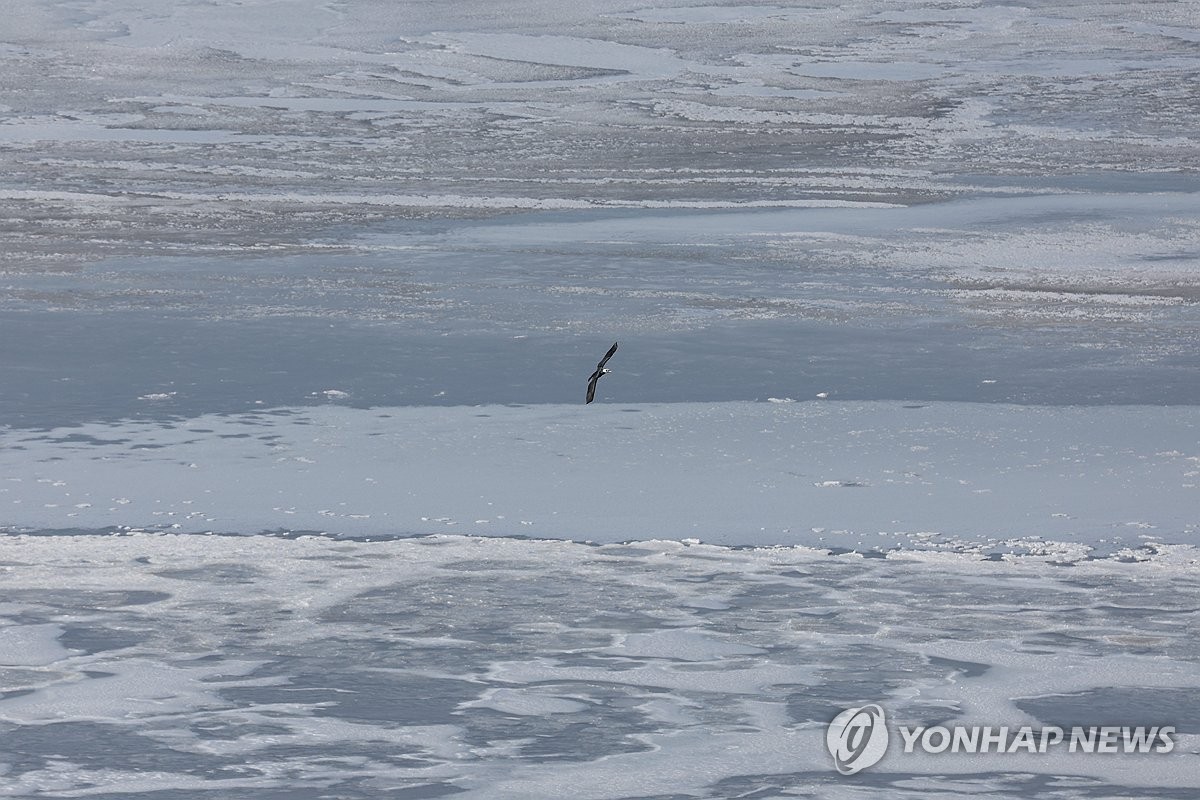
[601,367,612,375]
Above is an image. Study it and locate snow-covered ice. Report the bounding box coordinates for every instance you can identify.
[0,534,1197,798]
[2,400,1198,552]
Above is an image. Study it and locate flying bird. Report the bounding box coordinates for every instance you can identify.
[585,341,619,404]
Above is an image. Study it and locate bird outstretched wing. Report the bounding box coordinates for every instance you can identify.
[586,373,600,404]
[596,341,618,369]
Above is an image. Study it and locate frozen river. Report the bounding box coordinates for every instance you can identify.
[1,0,1199,796]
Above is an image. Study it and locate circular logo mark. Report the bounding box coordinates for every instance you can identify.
[827,704,889,775]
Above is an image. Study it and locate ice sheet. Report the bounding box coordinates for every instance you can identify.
[2,401,1197,551]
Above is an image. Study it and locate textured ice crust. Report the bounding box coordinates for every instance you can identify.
[2,401,1198,552]
[3,0,1200,268]
[0,533,1196,799]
